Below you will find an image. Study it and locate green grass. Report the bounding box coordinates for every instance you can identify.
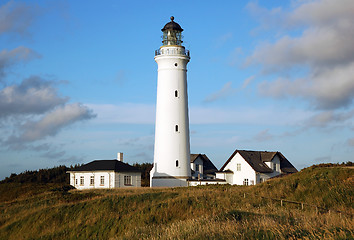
[0,166,353,239]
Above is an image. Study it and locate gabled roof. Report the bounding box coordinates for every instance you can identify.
[277,152,298,173]
[69,160,141,173]
[219,150,297,174]
[191,154,218,175]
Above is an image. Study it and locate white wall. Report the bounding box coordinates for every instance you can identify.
[151,45,191,187]
[69,171,115,190]
[69,171,141,189]
[222,153,257,185]
[191,157,203,179]
[188,180,227,186]
[115,172,141,188]
[218,153,284,185]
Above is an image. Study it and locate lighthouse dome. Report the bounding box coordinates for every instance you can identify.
[161,16,183,32]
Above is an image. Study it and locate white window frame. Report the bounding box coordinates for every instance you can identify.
[237,163,241,171]
[80,176,84,186]
[124,175,132,186]
[75,178,78,185]
[243,179,249,186]
[100,176,104,185]
[90,176,94,186]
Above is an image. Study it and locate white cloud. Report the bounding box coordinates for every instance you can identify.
[6,103,96,144]
[246,0,354,110]
[0,1,39,37]
[88,103,155,124]
[259,62,354,109]
[203,81,238,103]
[88,103,312,126]
[215,32,233,48]
[303,109,354,128]
[241,75,255,89]
[0,76,67,117]
[253,129,274,142]
[347,138,354,147]
[0,46,41,80]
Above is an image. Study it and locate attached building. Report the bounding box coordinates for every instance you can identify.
[188,154,226,186]
[216,150,297,185]
[190,154,218,179]
[68,154,141,190]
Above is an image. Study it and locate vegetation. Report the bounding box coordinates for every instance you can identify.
[0,165,352,239]
[133,163,153,187]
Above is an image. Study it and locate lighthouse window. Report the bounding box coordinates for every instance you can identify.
[174,63,178,67]
[176,160,179,167]
[175,90,178,97]
[175,125,179,132]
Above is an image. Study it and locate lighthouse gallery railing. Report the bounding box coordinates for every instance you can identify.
[155,48,190,57]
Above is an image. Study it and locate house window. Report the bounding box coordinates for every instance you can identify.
[176,160,179,167]
[80,176,84,185]
[260,178,263,183]
[175,90,178,97]
[273,163,277,171]
[237,163,241,171]
[175,125,179,132]
[90,176,94,186]
[243,179,249,186]
[100,176,104,185]
[124,176,132,186]
[195,164,199,172]
[75,178,78,185]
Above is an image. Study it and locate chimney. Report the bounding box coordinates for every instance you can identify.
[117,152,123,162]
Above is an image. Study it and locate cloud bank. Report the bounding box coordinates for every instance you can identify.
[247,0,354,110]
[0,0,39,37]
[0,1,96,155]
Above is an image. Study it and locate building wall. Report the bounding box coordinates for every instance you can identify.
[115,172,141,188]
[261,155,281,182]
[70,171,115,190]
[69,171,141,189]
[188,180,227,186]
[222,153,257,185]
[191,157,204,179]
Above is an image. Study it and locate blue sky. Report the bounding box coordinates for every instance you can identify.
[1,0,353,180]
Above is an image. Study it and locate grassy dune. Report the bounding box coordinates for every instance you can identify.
[0,166,353,239]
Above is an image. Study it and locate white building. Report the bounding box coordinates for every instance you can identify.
[150,16,192,187]
[67,153,141,190]
[190,154,218,180]
[187,154,226,186]
[216,150,297,185]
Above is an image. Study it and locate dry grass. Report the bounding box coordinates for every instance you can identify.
[0,167,353,239]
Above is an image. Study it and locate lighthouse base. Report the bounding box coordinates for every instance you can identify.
[150,176,189,187]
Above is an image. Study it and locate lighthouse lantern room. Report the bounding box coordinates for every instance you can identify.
[150,17,191,187]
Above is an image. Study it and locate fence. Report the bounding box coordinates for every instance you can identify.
[238,192,353,218]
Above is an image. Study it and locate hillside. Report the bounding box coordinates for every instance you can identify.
[0,166,353,239]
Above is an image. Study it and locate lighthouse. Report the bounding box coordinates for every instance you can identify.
[150,16,191,187]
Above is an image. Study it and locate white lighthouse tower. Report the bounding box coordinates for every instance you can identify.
[150,16,191,187]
